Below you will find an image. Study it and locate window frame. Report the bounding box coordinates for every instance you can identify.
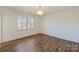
[16,15,34,31]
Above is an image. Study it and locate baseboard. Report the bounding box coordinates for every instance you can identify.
[0,33,41,46]
[41,33,79,44]
[0,33,79,47]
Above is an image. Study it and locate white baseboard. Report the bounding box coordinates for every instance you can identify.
[41,32,79,43]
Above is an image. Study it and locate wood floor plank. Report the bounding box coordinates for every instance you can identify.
[0,33,79,52]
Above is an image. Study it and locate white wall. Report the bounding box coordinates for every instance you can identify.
[1,7,79,43]
[2,8,40,42]
[0,16,1,43]
[41,8,79,43]
[0,8,1,43]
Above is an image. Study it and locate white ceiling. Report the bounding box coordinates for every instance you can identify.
[4,6,79,15]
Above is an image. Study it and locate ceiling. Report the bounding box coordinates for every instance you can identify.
[4,6,79,15]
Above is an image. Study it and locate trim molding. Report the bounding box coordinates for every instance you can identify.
[0,33,41,46]
[1,33,79,47]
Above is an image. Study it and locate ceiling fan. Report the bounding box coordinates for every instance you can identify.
[36,6,44,16]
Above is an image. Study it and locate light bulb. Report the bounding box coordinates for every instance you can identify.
[37,10,44,15]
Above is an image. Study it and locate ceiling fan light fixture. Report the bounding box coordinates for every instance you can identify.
[37,10,44,15]
[36,6,44,16]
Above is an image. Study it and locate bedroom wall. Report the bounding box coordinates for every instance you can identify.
[1,7,79,43]
[41,8,79,43]
[0,16,1,43]
[0,8,2,43]
[1,8,40,42]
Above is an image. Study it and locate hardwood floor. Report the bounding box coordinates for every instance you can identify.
[0,33,79,52]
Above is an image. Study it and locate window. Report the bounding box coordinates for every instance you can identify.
[27,16,34,29]
[17,16,34,31]
[17,16,26,30]
[22,16,27,30]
